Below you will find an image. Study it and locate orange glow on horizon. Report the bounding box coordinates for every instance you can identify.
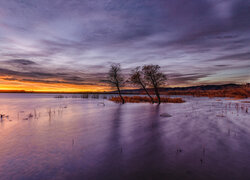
[0,76,111,92]
[1,76,240,93]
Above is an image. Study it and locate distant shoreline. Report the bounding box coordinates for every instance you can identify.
[0,83,249,98]
[0,91,110,94]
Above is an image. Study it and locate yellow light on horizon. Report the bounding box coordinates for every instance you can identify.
[0,76,110,92]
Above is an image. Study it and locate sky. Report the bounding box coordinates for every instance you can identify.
[0,0,249,92]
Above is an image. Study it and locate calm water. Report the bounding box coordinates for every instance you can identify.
[0,93,249,180]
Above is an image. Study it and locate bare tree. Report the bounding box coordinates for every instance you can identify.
[142,65,167,104]
[130,66,154,103]
[107,64,125,104]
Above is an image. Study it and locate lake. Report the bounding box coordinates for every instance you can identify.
[0,93,249,180]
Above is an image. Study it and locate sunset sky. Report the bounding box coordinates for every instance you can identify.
[0,0,249,92]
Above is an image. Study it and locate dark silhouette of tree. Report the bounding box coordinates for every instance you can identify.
[130,66,154,103]
[108,64,125,104]
[142,65,167,104]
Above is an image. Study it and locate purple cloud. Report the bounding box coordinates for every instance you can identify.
[0,0,249,87]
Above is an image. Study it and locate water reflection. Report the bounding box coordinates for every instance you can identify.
[93,104,124,179]
[126,105,169,179]
[0,94,249,180]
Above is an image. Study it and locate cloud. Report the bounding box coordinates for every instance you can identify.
[166,72,212,85]
[0,59,110,86]
[209,52,250,62]
[0,0,249,89]
[0,67,90,86]
[4,59,37,65]
[3,77,95,86]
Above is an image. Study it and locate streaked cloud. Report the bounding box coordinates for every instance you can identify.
[0,0,249,90]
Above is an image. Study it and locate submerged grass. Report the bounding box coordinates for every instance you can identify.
[109,96,185,103]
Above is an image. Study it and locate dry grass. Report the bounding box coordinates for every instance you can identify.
[241,101,250,103]
[162,87,250,99]
[109,96,185,103]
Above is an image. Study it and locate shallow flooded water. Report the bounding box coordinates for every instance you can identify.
[0,93,249,180]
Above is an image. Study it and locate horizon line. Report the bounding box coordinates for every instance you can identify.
[0,83,248,94]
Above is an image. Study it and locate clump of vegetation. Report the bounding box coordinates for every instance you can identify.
[81,94,89,98]
[164,86,249,99]
[103,95,107,99]
[109,96,185,103]
[107,63,167,104]
[91,94,99,99]
[54,95,64,98]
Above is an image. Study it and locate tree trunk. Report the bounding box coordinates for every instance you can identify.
[141,83,154,103]
[154,86,161,104]
[117,86,125,104]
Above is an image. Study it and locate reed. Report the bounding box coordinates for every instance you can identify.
[109,96,185,103]
[162,87,249,99]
